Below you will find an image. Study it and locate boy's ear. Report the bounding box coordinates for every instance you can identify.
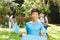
[38,15,40,17]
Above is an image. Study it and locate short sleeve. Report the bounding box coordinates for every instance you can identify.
[40,23,47,34]
[40,22,45,30]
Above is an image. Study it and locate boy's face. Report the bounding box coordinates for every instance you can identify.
[31,12,39,20]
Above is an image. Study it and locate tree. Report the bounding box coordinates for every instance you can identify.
[49,0,60,23]
[13,0,24,6]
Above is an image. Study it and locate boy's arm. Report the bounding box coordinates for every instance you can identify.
[19,24,29,37]
[26,23,29,35]
[40,31,47,36]
[40,22,47,36]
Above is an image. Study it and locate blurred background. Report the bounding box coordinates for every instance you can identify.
[0,0,60,40]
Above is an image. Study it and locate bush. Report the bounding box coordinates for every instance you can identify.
[38,6,51,16]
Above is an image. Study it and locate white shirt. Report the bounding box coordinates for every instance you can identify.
[40,17,48,26]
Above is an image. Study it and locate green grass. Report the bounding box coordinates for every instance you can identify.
[47,24,60,40]
[0,31,21,40]
[0,31,56,40]
[0,24,60,40]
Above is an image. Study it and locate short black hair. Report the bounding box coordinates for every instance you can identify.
[41,12,47,16]
[31,9,39,15]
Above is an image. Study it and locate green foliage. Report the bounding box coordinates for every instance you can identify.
[16,7,25,15]
[19,23,25,28]
[0,6,11,16]
[13,0,24,6]
[0,6,4,14]
[21,0,41,17]
[0,0,60,24]
[38,6,51,16]
[0,31,21,40]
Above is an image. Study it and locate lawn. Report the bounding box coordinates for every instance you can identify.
[0,31,21,40]
[47,24,60,40]
[0,24,60,40]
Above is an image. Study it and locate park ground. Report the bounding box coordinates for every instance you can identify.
[0,24,60,40]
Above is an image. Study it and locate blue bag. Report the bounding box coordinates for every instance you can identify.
[13,23,20,34]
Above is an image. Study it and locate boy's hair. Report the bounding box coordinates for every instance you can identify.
[31,9,40,15]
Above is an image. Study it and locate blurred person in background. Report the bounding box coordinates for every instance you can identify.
[9,13,14,33]
[40,12,48,30]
